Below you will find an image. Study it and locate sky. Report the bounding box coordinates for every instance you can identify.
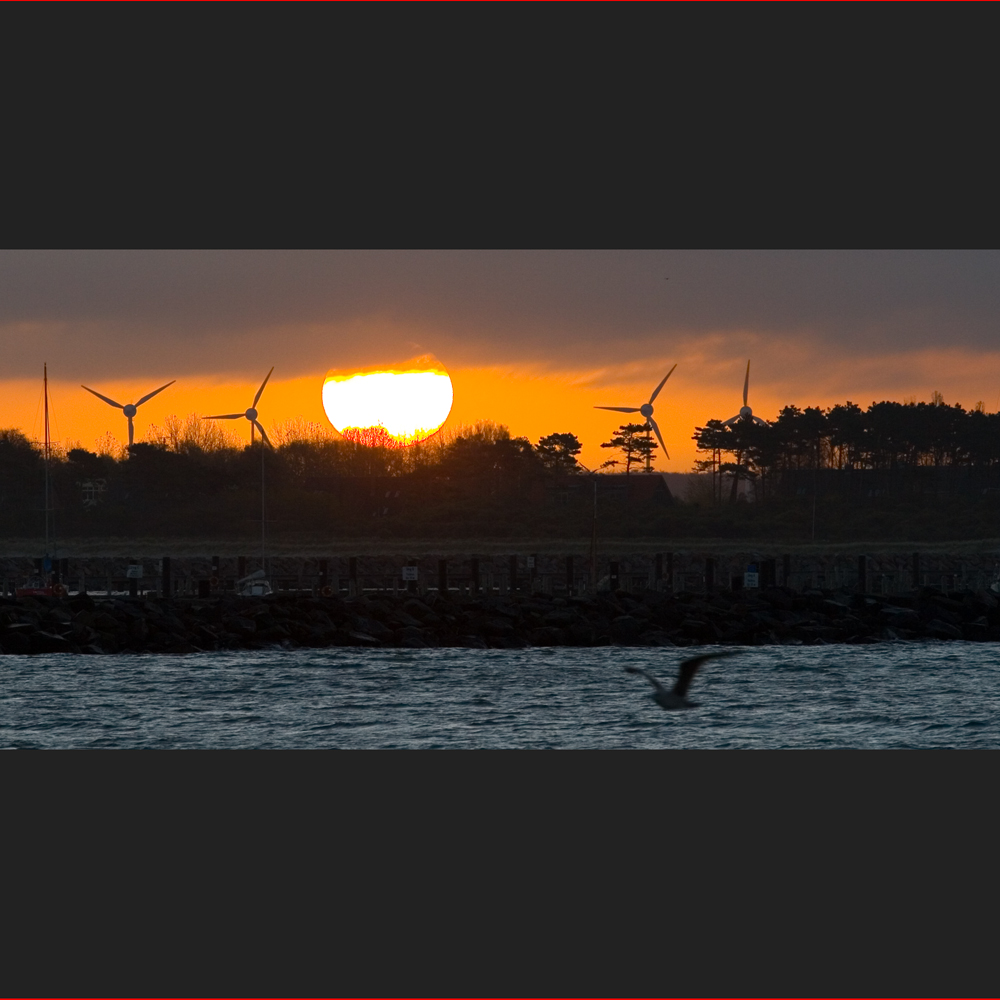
[2,249,999,471]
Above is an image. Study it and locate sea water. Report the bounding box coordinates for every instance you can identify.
[2,643,999,748]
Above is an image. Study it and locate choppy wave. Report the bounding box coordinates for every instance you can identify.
[3,642,999,748]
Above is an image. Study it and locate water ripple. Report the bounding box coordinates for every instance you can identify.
[2,643,999,748]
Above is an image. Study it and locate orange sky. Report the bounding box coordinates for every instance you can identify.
[5,343,1000,473]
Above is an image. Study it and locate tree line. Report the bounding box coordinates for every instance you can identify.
[693,395,1000,500]
[0,419,602,541]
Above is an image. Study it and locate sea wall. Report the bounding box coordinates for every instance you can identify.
[2,582,999,655]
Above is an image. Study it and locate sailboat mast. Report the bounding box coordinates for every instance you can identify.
[590,479,597,590]
[44,363,50,554]
[261,439,266,575]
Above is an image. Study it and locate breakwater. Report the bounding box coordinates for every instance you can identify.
[3,582,1000,655]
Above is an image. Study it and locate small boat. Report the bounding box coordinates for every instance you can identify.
[16,578,60,598]
[238,569,273,597]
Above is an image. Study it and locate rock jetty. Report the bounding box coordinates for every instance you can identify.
[2,585,1000,655]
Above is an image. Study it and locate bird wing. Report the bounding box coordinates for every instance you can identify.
[204,413,244,420]
[743,360,750,407]
[595,406,640,413]
[253,367,274,407]
[82,386,123,409]
[253,419,272,447]
[624,665,670,697]
[649,364,677,404]
[647,416,669,460]
[135,380,176,407]
[673,650,743,698]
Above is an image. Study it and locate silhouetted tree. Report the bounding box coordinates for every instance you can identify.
[601,423,656,475]
[536,433,583,474]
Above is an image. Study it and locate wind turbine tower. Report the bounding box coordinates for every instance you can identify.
[205,368,275,593]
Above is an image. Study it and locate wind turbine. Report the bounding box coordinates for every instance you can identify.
[205,368,275,596]
[81,380,176,447]
[721,360,767,502]
[723,360,768,427]
[204,367,274,446]
[595,364,676,469]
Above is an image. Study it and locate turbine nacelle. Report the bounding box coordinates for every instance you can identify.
[246,407,258,422]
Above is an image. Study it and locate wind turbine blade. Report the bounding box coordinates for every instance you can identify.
[253,419,272,447]
[723,415,741,425]
[753,416,768,426]
[82,386,123,409]
[127,415,134,447]
[203,413,244,420]
[594,406,641,413]
[648,363,677,404]
[135,380,176,407]
[253,367,274,408]
[647,416,669,459]
[743,359,750,407]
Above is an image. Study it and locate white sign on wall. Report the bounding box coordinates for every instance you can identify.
[743,572,759,589]
[401,566,419,581]
[126,565,143,579]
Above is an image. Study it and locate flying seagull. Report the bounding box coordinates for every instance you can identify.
[624,650,742,710]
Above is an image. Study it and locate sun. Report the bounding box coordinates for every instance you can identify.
[321,355,454,447]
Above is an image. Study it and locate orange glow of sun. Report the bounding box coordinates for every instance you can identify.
[321,355,454,448]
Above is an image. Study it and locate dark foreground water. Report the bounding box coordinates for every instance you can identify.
[3,643,1000,748]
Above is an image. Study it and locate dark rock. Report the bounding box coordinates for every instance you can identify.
[926,618,962,640]
[2,631,31,654]
[389,610,423,628]
[482,619,515,638]
[529,627,565,646]
[30,630,72,654]
[403,598,434,619]
[640,631,674,646]
[399,634,429,648]
[611,615,644,641]
[395,625,427,644]
[346,631,382,646]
